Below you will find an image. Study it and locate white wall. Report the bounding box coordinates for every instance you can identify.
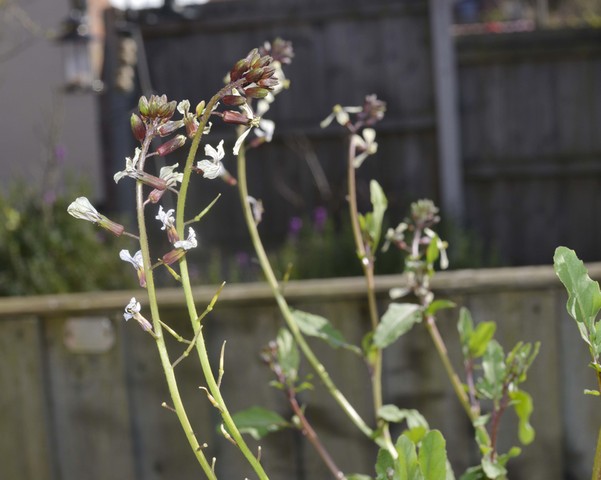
[0,0,104,201]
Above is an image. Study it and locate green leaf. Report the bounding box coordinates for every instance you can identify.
[378,405,429,430]
[585,389,601,396]
[231,406,289,440]
[347,475,374,480]
[478,340,506,400]
[554,247,601,330]
[426,299,456,317]
[497,446,521,467]
[509,390,535,445]
[396,435,422,480]
[468,321,497,358]
[291,309,353,350]
[405,426,428,445]
[374,303,422,349]
[459,465,487,480]
[375,448,398,480]
[426,233,440,267]
[276,328,299,382]
[481,455,506,479]
[418,430,448,480]
[363,180,387,252]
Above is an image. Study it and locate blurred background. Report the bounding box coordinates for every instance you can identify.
[1,0,601,479]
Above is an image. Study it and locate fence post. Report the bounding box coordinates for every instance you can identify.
[429,0,465,225]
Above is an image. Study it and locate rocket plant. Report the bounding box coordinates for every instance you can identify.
[68,38,540,479]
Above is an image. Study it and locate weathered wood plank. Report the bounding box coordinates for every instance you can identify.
[0,317,54,480]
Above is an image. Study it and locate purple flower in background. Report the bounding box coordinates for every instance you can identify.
[236,251,250,268]
[288,216,303,238]
[54,145,67,164]
[313,206,328,233]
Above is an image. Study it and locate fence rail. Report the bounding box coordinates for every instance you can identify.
[2,264,601,479]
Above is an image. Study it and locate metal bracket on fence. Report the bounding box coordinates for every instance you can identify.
[63,316,115,354]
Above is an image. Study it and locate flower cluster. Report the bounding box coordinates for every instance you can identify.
[320,94,386,169]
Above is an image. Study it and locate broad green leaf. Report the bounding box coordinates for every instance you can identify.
[396,435,422,480]
[369,179,388,251]
[479,340,506,400]
[554,247,601,330]
[376,448,398,480]
[509,390,535,445]
[374,303,422,349]
[378,406,429,430]
[481,455,507,479]
[405,426,428,445]
[418,430,448,480]
[231,406,289,440]
[276,328,299,382]
[426,299,456,317]
[468,321,497,358]
[291,309,352,350]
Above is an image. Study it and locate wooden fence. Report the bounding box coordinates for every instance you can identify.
[457,28,601,266]
[2,264,601,479]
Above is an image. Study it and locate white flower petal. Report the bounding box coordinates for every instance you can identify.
[197,160,223,179]
[233,127,252,155]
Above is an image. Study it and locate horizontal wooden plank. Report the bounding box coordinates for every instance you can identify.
[0,263,598,318]
[457,27,601,65]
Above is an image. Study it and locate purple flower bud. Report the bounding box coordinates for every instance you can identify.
[222,95,247,106]
[222,110,250,125]
[157,120,183,137]
[130,113,146,142]
[257,78,279,88]
[162,248,186,266]
[244,68,265,84]
[156,135,186,156]
[135,171,168,191]
[245,48,261,68]
[244,87,270,99]
[230,58,250,82]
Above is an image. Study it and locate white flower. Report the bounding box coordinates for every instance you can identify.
[177,99,191,116]
[120,249,146,287]
[424,228,449,270]
[114,148,141,183]
[352,128,378,168]
[67,197,102,223]
[155,205,175,230]
[119,249,143,269]
[254,100,275,142]
[197,140,225,179]
[124,297,141,321]
[174,227,197,250]
[320,104,363,129]
[247,196,264,225]
[159,163,183,187]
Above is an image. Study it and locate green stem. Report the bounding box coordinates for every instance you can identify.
[236,142,376,444]
[424,314,474,422]
[593,373,601,480]
[136,136,216,480]
[174,90,269,480]
[346,137,394,454]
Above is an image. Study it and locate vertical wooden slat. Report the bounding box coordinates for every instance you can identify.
[0,317,54,480]
[44,315,137,480]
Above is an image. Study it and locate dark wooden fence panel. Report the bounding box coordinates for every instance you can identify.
[1,265,600,479]
[458,29,601,266]
[116,0,438,256]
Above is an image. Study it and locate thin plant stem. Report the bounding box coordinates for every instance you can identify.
[346,136,394,454]
[173,89,270,480]
[236,142,379,446]
[135,135,216,480]
[594,372,601,480]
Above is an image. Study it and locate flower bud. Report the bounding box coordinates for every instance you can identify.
[255,55,273,69]
[230,58,250,82]
[130,113,146,142]
[245,48,261,68]
[244,87,270,99]
[222,110,250,125]
[138,96,150,116]
[222,95,247,106]
[162,248,186,266]
[195,100,206,117]
[147,188,165,204]
[157,100,177,119]
[244,68,265,84]
[135,171,168,191]
[157,120,183,137]
[261,66,276,79]
[98,215,125,237]
[156,135,186,156]
[257,78,279,88]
